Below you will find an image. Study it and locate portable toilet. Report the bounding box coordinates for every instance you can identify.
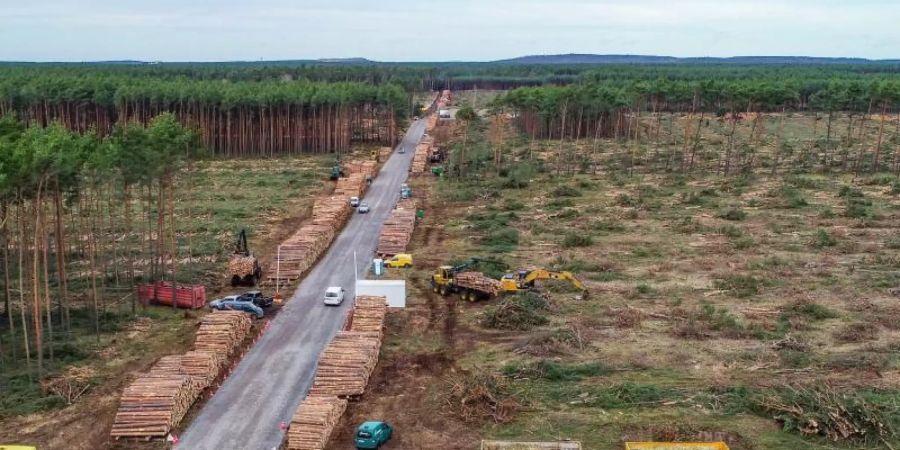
[373,258,384,276]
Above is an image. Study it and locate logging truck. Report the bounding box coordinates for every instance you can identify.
[228,229,262,287]
[432,260,588,301]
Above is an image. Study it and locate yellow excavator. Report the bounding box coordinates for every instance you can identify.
[499,269,587,294]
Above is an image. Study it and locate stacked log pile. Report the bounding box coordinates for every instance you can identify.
[149,354,213,401]
[268,159,379,284]
[111,311,252,440]
[455,271,502,296]
[110,373,194,439]
[344,160,377,178]
[308,331,381,397]
[268,224,335,282]
[194,311,253,358]
[376,207,416,257]
[349,296,387,339]
[411,143,430,173]
[285,396,348,450]
[334,173,367,198]
[312,195,351,229]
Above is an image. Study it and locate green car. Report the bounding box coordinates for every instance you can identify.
[355,421,393,449]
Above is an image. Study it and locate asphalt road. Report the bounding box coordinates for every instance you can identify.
[178,119,426,450]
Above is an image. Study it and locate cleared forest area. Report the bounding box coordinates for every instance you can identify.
[334,91,900,449]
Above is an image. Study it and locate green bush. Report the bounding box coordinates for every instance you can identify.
[730,236,756,250]
[615,193,639,207]
[718,207,747,221]
[885,236,900,250]
[781,187,808,208]
[716,224,744,238]
[562,233,593,248]
[591,218,626,233]
[786,302,839,320]
[551,185,582,198]
[715,274,766,297]
[546,198,574,210]
[502,360,611,381]
[503,200,525,211]
[504,162,536,188]
[468,211,517,231]
[811,229,837,248]
[481,228,519,252]
[838,185,865,198]
[845,199,870,218]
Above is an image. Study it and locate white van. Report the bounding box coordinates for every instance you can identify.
[323,286,345,306]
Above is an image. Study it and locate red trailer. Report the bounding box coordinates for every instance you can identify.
[137,282,206,309]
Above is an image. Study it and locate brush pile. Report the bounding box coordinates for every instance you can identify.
[757,385,898,442]
[285,396,349,450]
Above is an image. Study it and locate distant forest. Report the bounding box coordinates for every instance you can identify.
[1,61,899,156]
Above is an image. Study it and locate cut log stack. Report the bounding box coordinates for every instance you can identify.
[344,160,377,178]
[268,224,335,282]
[308,331,381,398]
[334,173,367,198]
[312,195,351,229]
[411,143,430,173]
[110,372,194,439]
[285,396,348,450]
[268,159,379,284]
[194,310,253,359]
[376,207,416,257]
[455,271,503,296]
[111,310,252,440]
[349,296,387,340]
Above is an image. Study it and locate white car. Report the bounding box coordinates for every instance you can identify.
[358,202,370,214]
[323,286,345,306]
[349,196,360,207]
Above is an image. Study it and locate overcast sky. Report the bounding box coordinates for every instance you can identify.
[1,0,897,62]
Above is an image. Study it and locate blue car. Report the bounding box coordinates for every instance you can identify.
[208,295,264,319]
[355,421,392,449]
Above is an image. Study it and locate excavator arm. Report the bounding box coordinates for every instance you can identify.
[514,269,588,292]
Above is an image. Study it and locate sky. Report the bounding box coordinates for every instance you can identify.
[1,0,898,62]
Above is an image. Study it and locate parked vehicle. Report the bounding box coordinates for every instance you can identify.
[238,290,274,308]
[384,253,413,268]
[358,202,370,214]
[323,286,346,306]
[209,295,264,319]
[349,196,361,207]
[355,421,393,449]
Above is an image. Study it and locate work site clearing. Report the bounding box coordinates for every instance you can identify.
[1,64,900,450]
